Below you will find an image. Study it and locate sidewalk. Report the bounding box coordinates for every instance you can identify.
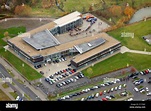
[0,57,47,100]
[120,46,151,55]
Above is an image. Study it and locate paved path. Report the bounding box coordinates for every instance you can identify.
[0,17,55,23]
[120,46,151,55]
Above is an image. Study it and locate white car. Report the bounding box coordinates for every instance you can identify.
[93,86,98,89]
[70,78,74,82]
[123,84,127,87]
[134,82,140,85]
[100,84,105,87]
[114,87,118,91]
[95,93,99,98]
[140,89,145,93]
[134,87,139,92]
[116,79,120,82]
[111,88,114,92]
[146,87,149,92]
[81,98,85,101]
[74,76,79,80]
[16,96,20,101]
[106,96,111,100]
[147,92,151,96]
[127,98,133,101]
[118,85,122,90]
[103,90,107,94]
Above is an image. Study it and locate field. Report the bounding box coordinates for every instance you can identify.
[82,53,151,78]
[108,19,151,51]
[0,89,11,100]
[82,19,151,78]
[30,0,150,17]
[0,27,43,81]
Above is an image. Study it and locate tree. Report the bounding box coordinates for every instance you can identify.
[89,5,93,12]
[14,4,31,16]
[124,6,135,18]
[108,5,122,17]
[4,31,9,37]
[42,0,55,8]
[130,67,136,73]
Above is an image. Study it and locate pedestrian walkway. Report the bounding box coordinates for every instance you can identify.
[120,46,151,55]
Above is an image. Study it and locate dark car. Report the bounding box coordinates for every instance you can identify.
[40,71,44,75]
[148,81,151,84]
[110,95,115,98]
[45,78,49,82]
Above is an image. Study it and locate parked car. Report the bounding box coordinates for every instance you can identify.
[148,80,151,84]
[95,93,99,98]
[114,86,118,91]
[127,98,133,101]
[111,88,114,92]
[106,96,112,100]
[16,96,20,101]
[147,92,151,96]
[99,91,103,96]
[146,87,149,92]
[110,95,115,98]
[134,87,139,92]
[102,98,107,101]
[81,98,85,101]
[40,71,44,75]
[118,85,122,90]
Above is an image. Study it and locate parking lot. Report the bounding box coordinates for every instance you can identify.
[57,69,151,101]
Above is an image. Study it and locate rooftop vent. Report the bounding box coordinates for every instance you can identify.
[87,43,92,47]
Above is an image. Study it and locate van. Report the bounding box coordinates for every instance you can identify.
[95,93,99,98]
[134,87,139,92]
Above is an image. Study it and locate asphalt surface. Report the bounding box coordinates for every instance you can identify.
[59,72,151,101]
[0,63,41,101]
[37,72,89,94]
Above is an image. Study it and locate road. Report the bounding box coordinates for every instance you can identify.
[0,63,41,101]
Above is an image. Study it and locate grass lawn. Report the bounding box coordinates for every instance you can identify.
[0,48,43,81]
[0,89,11,100]
[29,0,149,17]
[2,83,9,88]
[107,20,151,51]
[0,27,43,81]
[82,53,151,78]
[9,92,18,99]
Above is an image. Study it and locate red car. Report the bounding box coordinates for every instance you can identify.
[99,91,103,96]
[145,70,149,74]
[102,98,107,101]
[71,70,74,73]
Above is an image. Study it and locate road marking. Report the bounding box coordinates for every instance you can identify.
[144,79,146,82]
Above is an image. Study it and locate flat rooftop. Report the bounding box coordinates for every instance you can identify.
[54,11,81,27]
[9,32,120,58]
[74,38,106,54]
[72,33,121,63]
[23,29,60,50]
